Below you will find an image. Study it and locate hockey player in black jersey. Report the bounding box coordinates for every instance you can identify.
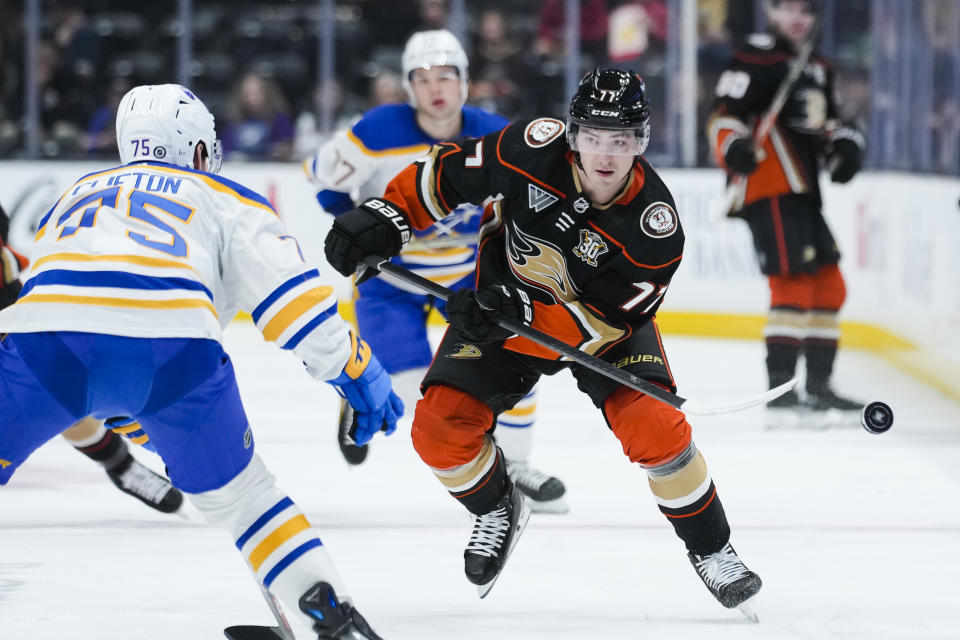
[325,68,762,613]
[708,0,866,428]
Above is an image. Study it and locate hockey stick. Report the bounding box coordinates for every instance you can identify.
[715,16,822,218]
[359,255,797,416]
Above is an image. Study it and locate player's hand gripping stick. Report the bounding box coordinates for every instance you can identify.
[359,256,797,416]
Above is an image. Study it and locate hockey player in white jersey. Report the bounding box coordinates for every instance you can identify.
[0,84,400,640]
[305,29,568,512]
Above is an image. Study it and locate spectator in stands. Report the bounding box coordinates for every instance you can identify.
[607,0,668,63]
[294,79,361,160]
[535,0,609,63]
[368,71,406,108]
[86,77,130,157]
[0,15,23,155]
[222,72,294,161]
[418,0,450,31]
[468,8,534,120]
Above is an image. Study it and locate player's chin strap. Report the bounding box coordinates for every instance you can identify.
[357,255,797,416]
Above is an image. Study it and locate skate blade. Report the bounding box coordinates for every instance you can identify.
[224,625,286,640]
[476,495,533,599]
[737,595,760,623]
[528,496,569,515]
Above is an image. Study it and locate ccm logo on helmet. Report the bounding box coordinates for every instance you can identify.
[524,118,565,148]
[590,109,621,117]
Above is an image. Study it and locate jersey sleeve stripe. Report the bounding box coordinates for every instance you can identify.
[31,252,201,276]
[261,285,336,342]
[345,129,430,157]
[586,221,683,269]
[251,269,320,323]
[21,269,213,300]
[16,293,218,317]
[280,303,340,350]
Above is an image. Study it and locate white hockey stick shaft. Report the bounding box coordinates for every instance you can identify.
[359,256,797,416]
[718,16,822,217]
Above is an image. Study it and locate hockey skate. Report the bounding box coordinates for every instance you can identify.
[803,386,863,429]
[106,454,183,514]
[506,459,569,514]
[299,581,383,640]
[464,482,531,598]
[337,400,368,465]
[688,542,762,620]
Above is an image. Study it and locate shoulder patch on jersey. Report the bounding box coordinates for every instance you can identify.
[524,118,565,148]
[640,202,678,239]
[746,33,775,49]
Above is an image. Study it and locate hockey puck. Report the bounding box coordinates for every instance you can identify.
[861,401,894,434]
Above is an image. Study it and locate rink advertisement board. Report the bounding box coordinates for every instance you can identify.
[1,161,958,388]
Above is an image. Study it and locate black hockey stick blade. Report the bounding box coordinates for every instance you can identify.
[360,256,797,416]
[224,625,287,640]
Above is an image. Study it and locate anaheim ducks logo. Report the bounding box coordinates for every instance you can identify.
[640,202,678,239]
[447,343,483,359]
[524,118,565,148]
[506,220,577,303]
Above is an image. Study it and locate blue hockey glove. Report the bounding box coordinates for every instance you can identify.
[326,331,404,446]
[105,416,157,453]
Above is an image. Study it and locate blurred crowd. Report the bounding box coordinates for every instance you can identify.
[0,0,957,172]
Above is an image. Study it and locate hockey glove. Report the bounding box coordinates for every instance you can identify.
[446,285,534,343]
[105,416,158,453]
[825,126,865,184]
[723,137,758,175]
[324,198,411,281]
[326,331,404,446]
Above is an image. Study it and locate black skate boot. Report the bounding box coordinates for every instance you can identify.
[464,481,531,598]
[688,542,762,617]
[337,400,368,465]
[299,581,383,640]
[764,388,805,429]
[106,454,183,514]
[506,459,569,514]
[804,385,863,428]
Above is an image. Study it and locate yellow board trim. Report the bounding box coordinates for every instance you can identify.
[18,293,218,318]
[248,514,311,572]
[346,130,430,157]
[261,286,335,342]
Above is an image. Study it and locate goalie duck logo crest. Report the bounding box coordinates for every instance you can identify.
[573,229,608,267]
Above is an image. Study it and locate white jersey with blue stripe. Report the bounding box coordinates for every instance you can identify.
[304,103,509,291]
[0,161,352,382]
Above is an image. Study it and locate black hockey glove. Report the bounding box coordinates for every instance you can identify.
[324,198,411,280]
[825,126,865,184]
[723,137,758,175]
[446,285,534,343]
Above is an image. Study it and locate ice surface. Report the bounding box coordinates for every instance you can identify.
[2,323,958,639]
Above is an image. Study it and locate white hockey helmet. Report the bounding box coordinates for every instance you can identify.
[116,84,223,174]
[401,29,469,107]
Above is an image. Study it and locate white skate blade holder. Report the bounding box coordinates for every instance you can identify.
[476,495,533,599]
[737,594,760,623]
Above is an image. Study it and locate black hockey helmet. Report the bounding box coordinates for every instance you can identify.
[567,68,651,157]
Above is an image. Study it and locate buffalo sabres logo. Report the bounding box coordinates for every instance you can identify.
[524,118,565,147]
[640,202,678,239]
[0,459,11,469]
[573,197,590,214]
[447,343,483,359]
[573,229,609,267]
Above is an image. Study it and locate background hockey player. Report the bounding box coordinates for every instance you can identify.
[0,84,401,640]
[323,68,763,612]
[304,29,568,513]
[707,0,865,428]
[0,200,183,514]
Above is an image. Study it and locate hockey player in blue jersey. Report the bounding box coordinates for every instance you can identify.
[0,84,399,640]
[305,29,568,513]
